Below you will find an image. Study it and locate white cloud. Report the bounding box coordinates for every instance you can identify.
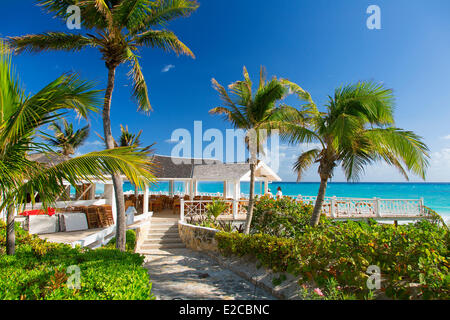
[442,135,450,140]
[274,143,450,182]
[161,64,175,73]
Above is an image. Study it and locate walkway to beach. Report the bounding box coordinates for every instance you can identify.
[143,248,275,300]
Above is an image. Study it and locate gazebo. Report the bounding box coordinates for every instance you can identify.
[137,155,282,215]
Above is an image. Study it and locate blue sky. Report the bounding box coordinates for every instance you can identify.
[1,0,450,182]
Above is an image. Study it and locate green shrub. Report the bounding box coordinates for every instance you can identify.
[216,219,449,300]
[106,229,137,252]
[251,195,327,237]
[0,220,153,300]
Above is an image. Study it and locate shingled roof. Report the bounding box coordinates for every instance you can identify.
[152,155,281,181]
[151,155,222,179]
[192,163,251,180]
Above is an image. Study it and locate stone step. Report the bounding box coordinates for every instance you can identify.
[140,243,186,250]
[146,233,179,240]
[149,226,178,231]
[151,218,179,223]
[143,238,182,245]
[150,221,178,226]
[140,248,188,255]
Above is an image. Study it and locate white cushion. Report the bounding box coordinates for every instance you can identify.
[60,212,88,232]
[28,215,58,234]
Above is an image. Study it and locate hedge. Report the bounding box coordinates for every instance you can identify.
[216,219,449,300]
[0,221,153,300]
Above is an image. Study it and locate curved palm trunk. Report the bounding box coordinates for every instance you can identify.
[6,206,15,255]
[134,185,139,212]
[102,67,126,252]
[244,162,256,234]
[310,176,328,226]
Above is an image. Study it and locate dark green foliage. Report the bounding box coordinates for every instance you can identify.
[0,221,153,300]
[251,195,326,237]
[216,215,449,300]
[106,229,137,252]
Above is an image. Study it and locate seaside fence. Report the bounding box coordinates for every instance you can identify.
[180,196,428,222]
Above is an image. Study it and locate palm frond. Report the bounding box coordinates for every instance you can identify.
[126,48,152,113]
[10,147,156,209]
[139,0,199,30]
[1,73,101,146]
[134,29,195,58]
[364,128,430,180]
[7,33,94,54]
[294,149,320,182]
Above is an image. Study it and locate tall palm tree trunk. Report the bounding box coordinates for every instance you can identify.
[134,185,139,212]
[102,66,126,252]
[310,176,328,226]
[6,206,15,255]
[244,162,256,234]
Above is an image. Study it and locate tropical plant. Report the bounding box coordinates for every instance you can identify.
[118,125,146,208]
[0,41,155,255]
[8,0,199,251]
[0,220,154,300]
[119,124,142,148]
[205,200,228,222]
[41,119,90,156]
[210,66,311,234]
[276,82,430,226]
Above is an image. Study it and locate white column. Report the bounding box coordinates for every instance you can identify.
[143,184,149,214]
[189,180,194,199]
[169,180,174,197]
[193,180,198,197]
[223,181,228,199]
[264,180,269,194]
[184,181,189,196]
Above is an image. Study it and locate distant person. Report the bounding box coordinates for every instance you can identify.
[276,187,283,199]
[266,189,273,197]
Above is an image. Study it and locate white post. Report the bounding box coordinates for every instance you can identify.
[143,185,149,214]
[184,181,189,196]
[193,180,198,197]
[330,196,336,218]
[180,199,185,222]
[420,197,424,215]
[223,181,228,199]
[233,200,238,219]
[374,198,382,218]
[264,180,269,195]
[169,180,175,197]
[189,180,194,200]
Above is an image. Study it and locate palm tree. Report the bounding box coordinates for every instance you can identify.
[42,119,90,156]
[210,66,310,234]
[0,41,155,255]
[280,82,430,226]
[8,0,199,251]
[119,125,142,148]
[118,125,144,208]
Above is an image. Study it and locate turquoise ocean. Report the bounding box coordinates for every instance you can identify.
[121,181,450,221]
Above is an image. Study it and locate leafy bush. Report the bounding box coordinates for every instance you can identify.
[0,221,153,300]
[106,229,137,252]
[216,219,449,300]
[251,195,327,237]
[206,200,229,221]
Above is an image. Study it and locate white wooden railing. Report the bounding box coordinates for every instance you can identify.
[180,196,427,221]
[180,199,248,222]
